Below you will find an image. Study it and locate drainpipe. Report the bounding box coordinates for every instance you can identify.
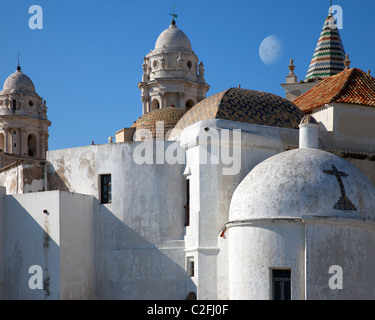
[44,161,48,192]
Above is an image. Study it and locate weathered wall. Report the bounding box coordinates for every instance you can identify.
[60,192,95,300]
[0,187,5,299]
[47,142,188,299]
[0,163,23,194]
[0,161,45,195]
[5,191,61,299]
[3,191,96,300]
[306,220,375,300]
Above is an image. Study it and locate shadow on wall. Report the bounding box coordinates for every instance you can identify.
[3,193,196,300]
[4,196,60,300]
[46,163,70,192]
[93,198,196,300]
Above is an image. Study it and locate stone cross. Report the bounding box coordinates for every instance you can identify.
[169,1,178,22]
[17,51,21,68]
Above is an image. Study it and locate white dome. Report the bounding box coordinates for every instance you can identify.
[155,23,192,52]
[2,67,36,94]
[229,148,375,221]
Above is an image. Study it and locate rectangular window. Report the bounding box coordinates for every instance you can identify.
[272,269,291,300]
[184,179,190,226]
[100,174,112,204]
[12,100,17,111]
[187,257,195,278]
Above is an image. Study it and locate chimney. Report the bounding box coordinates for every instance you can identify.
[299,115,319,149]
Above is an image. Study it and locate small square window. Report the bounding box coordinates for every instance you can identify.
[100,174,112,204]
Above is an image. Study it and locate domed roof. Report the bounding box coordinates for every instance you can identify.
[172,88,305,134]
[2,67,36,94]
[132,107,186,141]
[155,23,192,52]
[229,148,375,221]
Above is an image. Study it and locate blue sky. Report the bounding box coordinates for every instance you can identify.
[0,0,374,151]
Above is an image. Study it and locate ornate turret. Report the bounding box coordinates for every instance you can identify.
[0,65,51,158]
[138,18,210,115]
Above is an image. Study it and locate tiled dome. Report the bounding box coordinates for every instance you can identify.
[172,88,305,134]
[132,107,186,141]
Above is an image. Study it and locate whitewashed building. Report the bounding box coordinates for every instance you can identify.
[0,10,375,300]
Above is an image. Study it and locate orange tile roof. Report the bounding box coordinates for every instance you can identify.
[293,68,375,113]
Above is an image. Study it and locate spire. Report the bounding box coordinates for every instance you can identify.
[305,10,346,81]
[169,1,177,25]
[16,51,21,70]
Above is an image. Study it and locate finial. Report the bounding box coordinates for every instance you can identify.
[169,1,178,25]
[288,59,296,74]
[16,51,21,70]
[367,70,371,76]
[344,54,351,70]
[328,0,334,17]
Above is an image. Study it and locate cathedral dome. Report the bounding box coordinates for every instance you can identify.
[170,88,305,136]
[132,107,186,141]
[229,148,375,222]
[155,23,192,52]
[2,67,36,94]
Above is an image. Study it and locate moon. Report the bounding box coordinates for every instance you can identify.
[259,35,283,66]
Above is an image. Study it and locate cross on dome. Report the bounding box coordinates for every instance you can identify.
[16,51,21,70]
[169,1,178,25]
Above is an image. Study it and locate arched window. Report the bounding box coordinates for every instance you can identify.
[151,99,160,111]
[28,134,37,157]
[185,99,195,111]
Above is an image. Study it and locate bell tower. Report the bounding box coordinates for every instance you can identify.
[0,64,51,161]
[138,16,210,115]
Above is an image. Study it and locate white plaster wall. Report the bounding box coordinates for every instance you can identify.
[217,233,229,300]
[0,187,5,299]
[181,119,299,300]
[228,221,305,300]
[59,192,95,300]
[47,142,188,299]
[312,105,334,132]
[333,103,375,148]
[4,191,96,300]
[5,191,61,299]
[305,219,375,300]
